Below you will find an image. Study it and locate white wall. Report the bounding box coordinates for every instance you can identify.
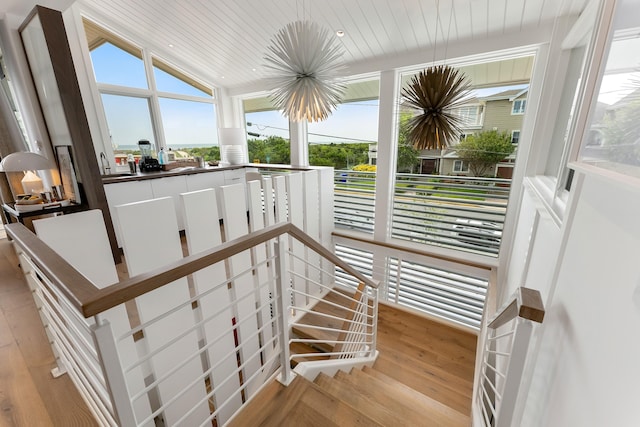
[516,170,640,426]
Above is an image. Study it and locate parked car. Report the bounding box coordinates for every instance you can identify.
[452,219,502,248]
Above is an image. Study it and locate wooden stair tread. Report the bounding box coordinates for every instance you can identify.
[290,342,330,367]
[374,340,474,398]
[292,288,358,352]
[285,379,383,427]
[315,370,434,426]
[360,366,471,426]
[229,374,382,427]
[227,375,307,426]
[337,369,470,425]
[373,355,472,414]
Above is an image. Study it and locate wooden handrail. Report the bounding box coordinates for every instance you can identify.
[332,230,495,271]
[7,221,378,318]
[6,223,98,309]
[488,287,545,329]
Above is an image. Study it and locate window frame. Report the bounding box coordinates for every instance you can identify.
[511,130,521,145]
[511,99,527,115]
[84,20,217,156]
[453,159,470,173]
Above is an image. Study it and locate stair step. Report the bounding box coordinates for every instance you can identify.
[292,288,357,353]
[228,375,382,427]
[286,379,382,426]
[373,354,472,415]
[315,370,431,426]
[289,342,330,367]
[227,374,307,426]
[360,366,471,426]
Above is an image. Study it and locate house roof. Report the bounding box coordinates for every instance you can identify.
[479,88,529,102]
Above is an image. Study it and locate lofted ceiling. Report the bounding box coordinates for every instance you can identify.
[2,0,591,94]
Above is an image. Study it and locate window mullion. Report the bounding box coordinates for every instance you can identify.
[155,91,214,104]
[143,48,166,151]
[96,83,153,97]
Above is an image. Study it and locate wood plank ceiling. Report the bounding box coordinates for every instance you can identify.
[72,0,589,92]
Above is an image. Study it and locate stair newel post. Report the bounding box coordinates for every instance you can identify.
[274,238,295,386]
[92,314,138,426]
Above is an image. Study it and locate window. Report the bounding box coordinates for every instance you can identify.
[244,103,291,165]
[84,19,217,165]
[511,130,521,144]
[578,21,640,179]
[453,160,469,172]
[307,78,380,169]
[454,105,482,126]
[101,94,156,150]
[512,99,526,114]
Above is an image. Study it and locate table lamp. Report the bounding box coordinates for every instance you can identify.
[0,152,52,195]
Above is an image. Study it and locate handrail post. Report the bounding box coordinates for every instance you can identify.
[371,286,378,356]
[496,318,534,427]
[274,238,295,386]
[92,315,138,426]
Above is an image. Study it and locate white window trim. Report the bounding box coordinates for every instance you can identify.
[511,130,521,144]
[453,159,469,173]
[511,99,526,115]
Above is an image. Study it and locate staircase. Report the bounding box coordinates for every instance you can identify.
[229,292,475,426]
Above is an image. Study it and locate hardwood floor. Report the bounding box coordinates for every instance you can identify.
[230,299,477,426]
[0,238,97,427]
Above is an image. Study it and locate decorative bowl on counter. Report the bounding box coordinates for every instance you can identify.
[15,194,43,205]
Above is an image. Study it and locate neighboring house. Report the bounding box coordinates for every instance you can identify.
[422,88,528,176]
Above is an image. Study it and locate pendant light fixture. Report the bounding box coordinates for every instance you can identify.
[402,65,471,150]
[264,18,346,122]
[401,0,471,150]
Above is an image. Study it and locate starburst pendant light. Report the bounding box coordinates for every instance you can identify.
[264,20,346,122]
[402,65,471,150]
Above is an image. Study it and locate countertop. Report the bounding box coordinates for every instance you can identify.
[101,163,326,184]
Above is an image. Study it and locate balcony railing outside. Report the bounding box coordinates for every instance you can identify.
[334,240,490,330]
[334,170,511,257]
[334,170,376,233]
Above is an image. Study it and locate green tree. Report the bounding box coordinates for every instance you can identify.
[248,136,290,164]
[185,146,220,161]
[454,130,514,176]
[397,111,420,173]
[309,142,369,169]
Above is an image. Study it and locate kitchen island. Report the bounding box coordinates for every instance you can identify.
[102,164,334,247]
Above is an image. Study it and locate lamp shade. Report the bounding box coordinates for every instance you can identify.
[0,152,52,172]
[21,170,44,194]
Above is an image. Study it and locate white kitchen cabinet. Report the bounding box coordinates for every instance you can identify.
[186,170,225,192]
[150,176,188,230]
[223,168,246,186]
[104,180,154,247]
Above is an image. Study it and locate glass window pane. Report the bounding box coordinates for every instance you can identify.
[101,94,156,154]
[153,64,211,97]
[90,42,147,89]
[308,99,379,169]
[245,109,290,164]
[578,5,640,178]
[158,98,217,150]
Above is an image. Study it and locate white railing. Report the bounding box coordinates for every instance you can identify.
[333,236,491,331]
[334,170,511,257]
[7,169,376,426]
[474,287,545,427]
